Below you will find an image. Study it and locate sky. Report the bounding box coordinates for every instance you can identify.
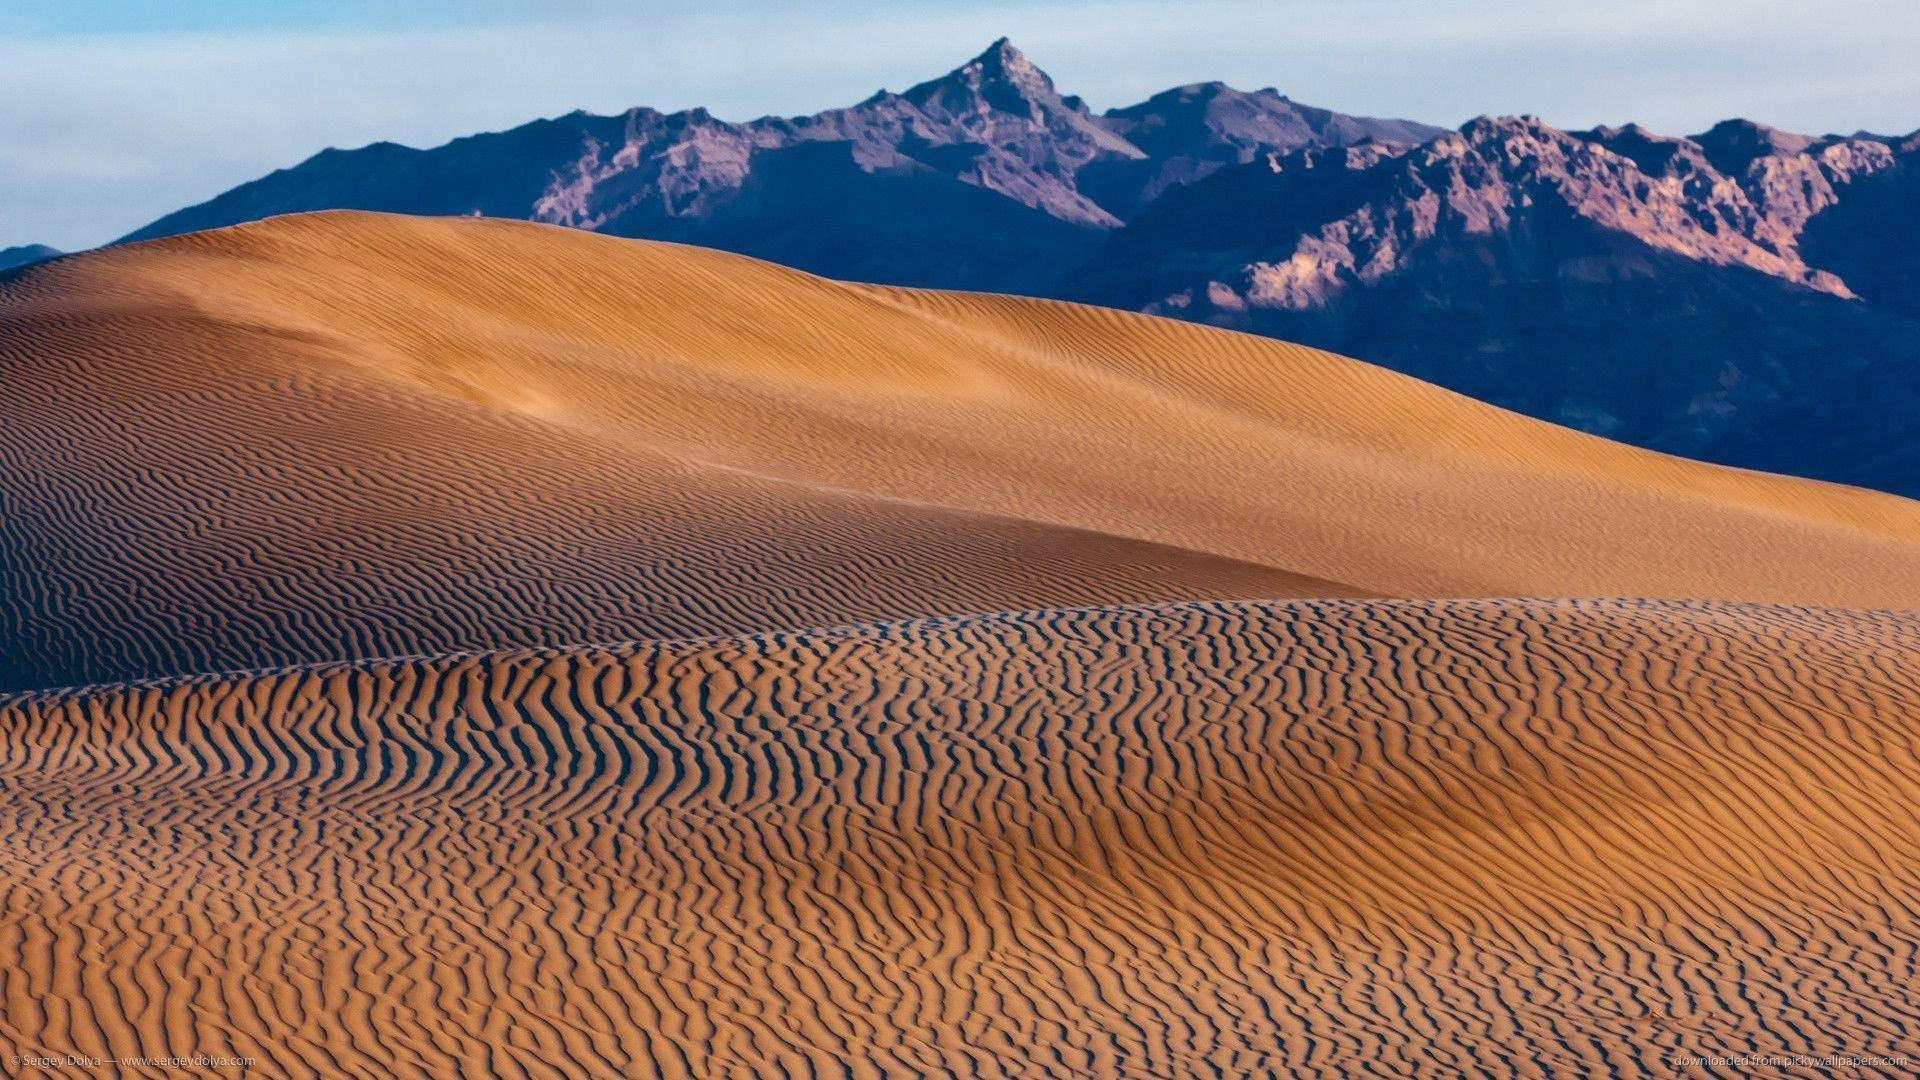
[4,0,1917,251]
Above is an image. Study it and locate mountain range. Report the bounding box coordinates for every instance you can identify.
[124,40,1438,295]
[113,39,1920,496]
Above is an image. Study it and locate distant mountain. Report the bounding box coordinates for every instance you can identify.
[1061,116,1920,492]
[1092,81,1442,218]
[121,39,1437,292]
[0,244,60,271]
[114,40,1920,495]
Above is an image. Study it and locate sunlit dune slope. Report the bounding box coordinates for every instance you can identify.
[5,211,1920,689]
[2,597,1917,1077]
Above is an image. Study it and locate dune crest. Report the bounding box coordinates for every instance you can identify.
[2,598,1918,1076]
[3,212,1920,691]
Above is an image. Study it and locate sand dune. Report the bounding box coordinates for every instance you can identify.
[0,598,1916,1076]
[4,212,1920,1077]
[4,212,1920,689]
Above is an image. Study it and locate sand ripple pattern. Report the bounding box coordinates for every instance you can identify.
[7,212,1920,688]
[1,598,1917,1077]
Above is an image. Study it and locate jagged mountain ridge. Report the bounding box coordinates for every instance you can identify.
[1063,114,1920,492]
[120,39,1437,290]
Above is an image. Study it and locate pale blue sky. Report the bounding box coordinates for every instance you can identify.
[5,0,1917,250]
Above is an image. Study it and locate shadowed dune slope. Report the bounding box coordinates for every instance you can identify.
[1,598,1918,1076]
[5,211,1920,688]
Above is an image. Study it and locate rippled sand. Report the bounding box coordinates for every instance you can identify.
[4,213,1919,690]
[2,213,1918,1077]
[4,600,1919,1076]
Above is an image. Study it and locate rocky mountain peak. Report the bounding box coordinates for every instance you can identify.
[1457,114,1565,146]
[1574,122,1707,178]
[972,37,1043,82]
[1692,118,1815,176]
[902,38,1073,121]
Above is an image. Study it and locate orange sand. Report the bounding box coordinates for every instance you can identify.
[2,212,1919,689]
[2,212,1919,1078]
[2,599,1918,1076]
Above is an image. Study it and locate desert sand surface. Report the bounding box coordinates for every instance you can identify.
[4,212,1920,1078]
[4,212,1920,689]
[3,598,1919,1077]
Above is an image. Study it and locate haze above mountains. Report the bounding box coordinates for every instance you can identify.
[101,39,1920,497]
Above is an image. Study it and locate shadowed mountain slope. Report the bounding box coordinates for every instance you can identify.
[1065,116,1920,493]
[0,245,59,272]
[5,212,1920,690]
